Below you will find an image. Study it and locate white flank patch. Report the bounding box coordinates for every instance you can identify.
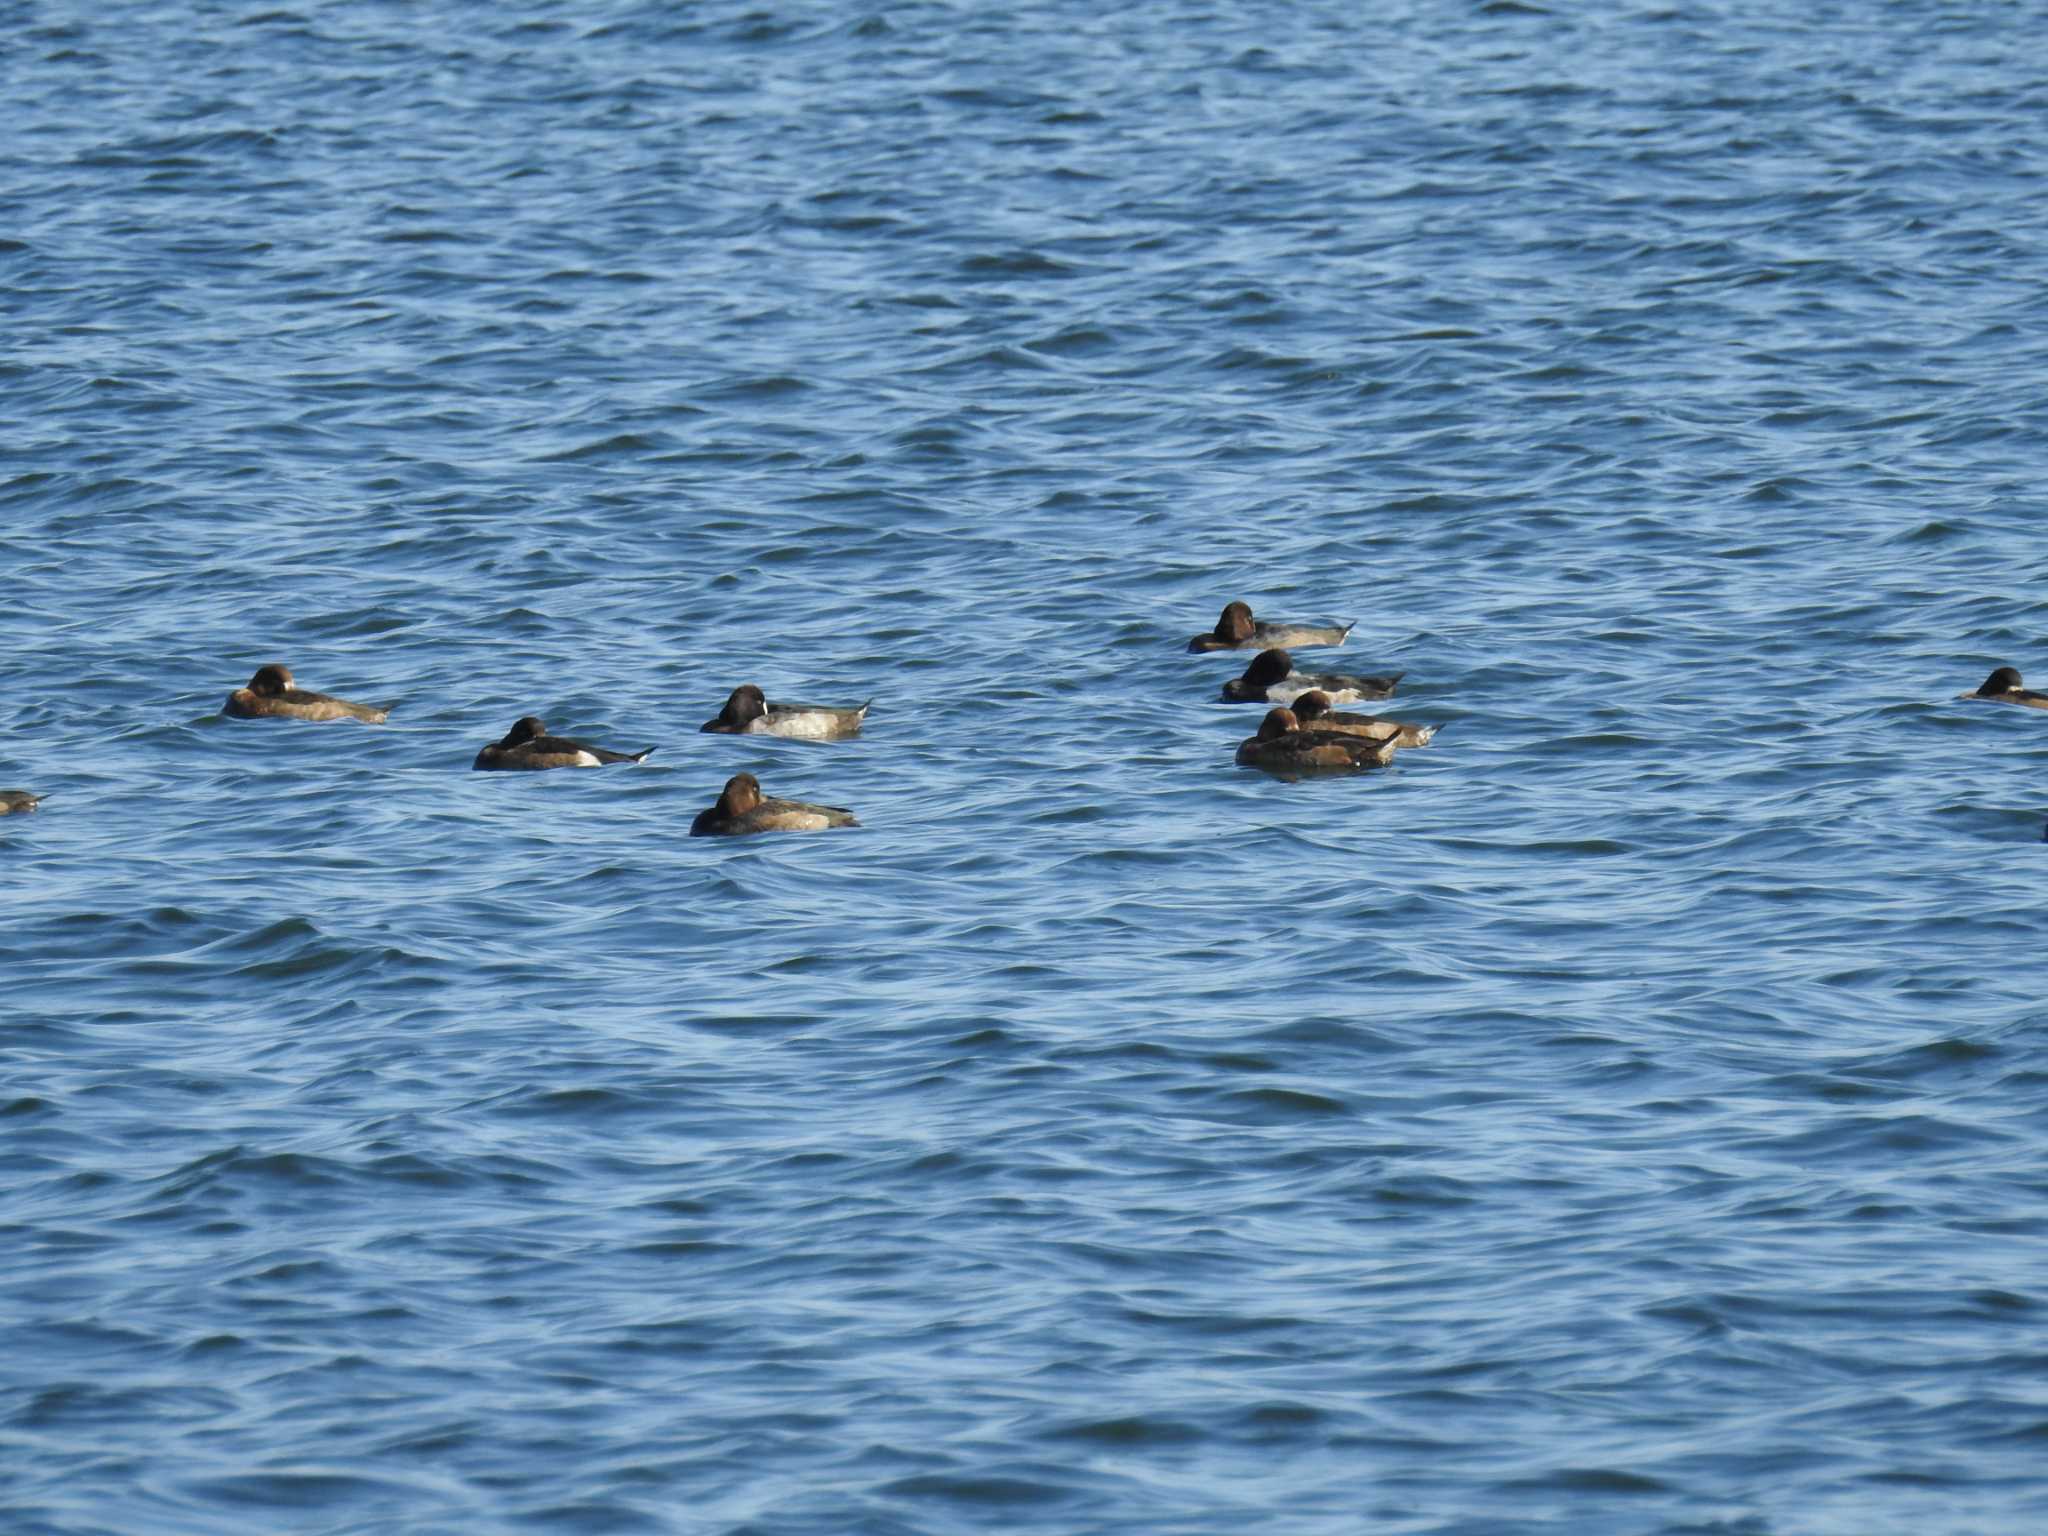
[769,710,836,739]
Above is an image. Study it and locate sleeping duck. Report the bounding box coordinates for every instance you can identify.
[1234,707,1400,775]
[1187,600,1355,653]
[1288,690,1439,747]
[1221,648,1401,705]
[473,716,654,771]
[224,664,390,723]
[699,684,871,740]
[1959,667,2048,710]
[689,772,858,836]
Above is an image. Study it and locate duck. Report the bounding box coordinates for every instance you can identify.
[1289,690,1439,748]
[690,772,858,836]
[0,790,44,815]
[224,664,390,723]
[1187,600,1356,653]
[1221,647,1401,705]
[1959,666,2048,710]
[699,684,871,740]
[1234,708,1399,775]
[473,716,654,771]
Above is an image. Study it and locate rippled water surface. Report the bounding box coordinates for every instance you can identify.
[7,1,2048,1531]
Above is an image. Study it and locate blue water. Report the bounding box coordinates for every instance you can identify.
[6,1,2048,1531]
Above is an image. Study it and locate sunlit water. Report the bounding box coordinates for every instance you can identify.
[6,2,2048,1531]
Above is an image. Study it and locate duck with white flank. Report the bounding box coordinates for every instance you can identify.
[1187,600,1355,653]
[700,684,870,740]
[1221,647,1401,706]
[473,717,654,771]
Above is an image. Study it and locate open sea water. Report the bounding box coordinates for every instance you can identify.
[5,1,2048,1531]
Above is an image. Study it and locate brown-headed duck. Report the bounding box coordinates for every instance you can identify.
[1290,689,1439,748]
[689,772,858,836]
[1221,647,1401,705]
[700,684,871,740]
[0,790,45,815]
[224,664,390,723]
[1959,667,2048,710]
[1187,600,1356,653]
[1234,707,1400,775]
[473,716,654,771]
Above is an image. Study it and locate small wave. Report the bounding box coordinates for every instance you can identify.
[533,433,665,463]
[959,250,1079,279]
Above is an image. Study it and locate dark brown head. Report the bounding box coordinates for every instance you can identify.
[1215,601,1255,643]
[1979,666,2024,696]
[1242,648,1293,688]
[500,716,547,747]
[1292,690,1333,723]
[705,684,766,732]
[718,772,763,815]
[248,664,295,696]
[1257,707,1301,742]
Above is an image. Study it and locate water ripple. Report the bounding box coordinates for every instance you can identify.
[5,0,2048,1532]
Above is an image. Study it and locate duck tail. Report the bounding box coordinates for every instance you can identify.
[631,747,657,763]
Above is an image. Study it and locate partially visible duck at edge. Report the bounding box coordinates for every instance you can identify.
[473,716,655,771]
[1290,689,1439,748]
[1959,666,2048,710]
[0,790,45,815]
[224,664,391,723]
[690,772,858,836]
[1221,647,1401,706]
[1188,600,1356,653]
[700,684,871,741]
[1235,707,1399,775]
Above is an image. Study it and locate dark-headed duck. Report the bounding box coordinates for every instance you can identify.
[1187,600,1356,653]
[224,664,390,723]
[689,772,858,836]
[1234,708,1399,775]
[0,790,44,815]
[1221,647,1401,705]
[1290,690,1439,748]
[1960,667,2048,710]
[700,684,871,741]
[473,716,654,771]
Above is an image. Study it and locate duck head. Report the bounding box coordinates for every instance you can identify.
[1215,601,1255,643]
[248,663,295,696]
[1256,707,1302,741]
[1291,689,1333,723]
[1242,648,1293,688]
[706,684,767,731]
[718,772,763,816]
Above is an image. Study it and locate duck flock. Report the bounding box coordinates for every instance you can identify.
[4,610,2043,835]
